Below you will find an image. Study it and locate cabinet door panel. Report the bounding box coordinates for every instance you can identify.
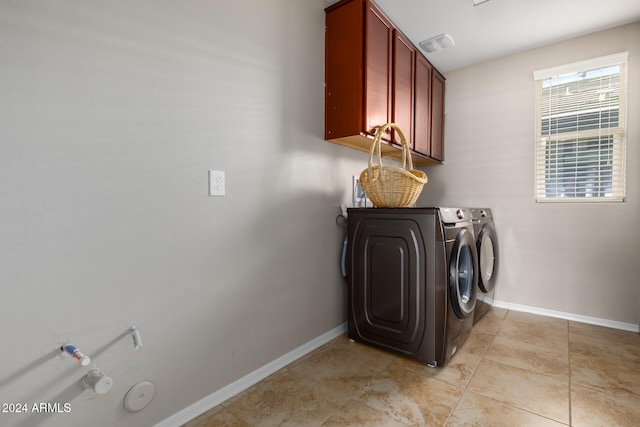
[365,3,392,135]
[431,71,445,161]
[392,31,414,147]
[414,54,432,156]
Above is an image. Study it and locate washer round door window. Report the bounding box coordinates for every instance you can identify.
[449,228,478,318]
[477,224,498,293]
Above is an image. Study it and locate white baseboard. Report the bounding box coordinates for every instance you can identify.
[155,322,348,427]
[492,300,640,333]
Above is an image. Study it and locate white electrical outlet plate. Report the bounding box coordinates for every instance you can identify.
[209,170,225,196]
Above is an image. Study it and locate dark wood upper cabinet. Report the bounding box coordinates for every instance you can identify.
[325,0,445,165]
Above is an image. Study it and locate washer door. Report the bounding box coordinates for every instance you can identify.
[449,227,478,318]
[477,223,498,294]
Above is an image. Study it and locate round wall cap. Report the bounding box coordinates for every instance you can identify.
[124,380,155,412]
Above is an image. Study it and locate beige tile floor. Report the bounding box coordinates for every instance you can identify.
[183,309,640,426]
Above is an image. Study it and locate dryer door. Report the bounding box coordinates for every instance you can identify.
[477,223,498,294]
[449,227,478,318]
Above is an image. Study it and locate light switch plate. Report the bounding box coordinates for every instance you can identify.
[209,170,225,196]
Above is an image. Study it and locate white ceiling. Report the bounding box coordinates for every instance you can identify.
[342,0,640,73]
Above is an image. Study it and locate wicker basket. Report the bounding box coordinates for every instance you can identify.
[359,123,428,208]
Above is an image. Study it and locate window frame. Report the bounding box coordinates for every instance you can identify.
[533,52,628,203]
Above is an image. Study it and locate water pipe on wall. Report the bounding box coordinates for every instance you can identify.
[128,326,143,351]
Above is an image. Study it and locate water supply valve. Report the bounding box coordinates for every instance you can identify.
[62,344,91,367]
[83,369,113,395]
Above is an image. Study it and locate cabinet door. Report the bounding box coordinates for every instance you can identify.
[430,70,445,161]
[324,0,364,140]
[365,2,392,136]
[414,54,432,156]
[392,31,414,147]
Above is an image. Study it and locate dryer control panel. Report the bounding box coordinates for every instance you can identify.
[439,207,473,225]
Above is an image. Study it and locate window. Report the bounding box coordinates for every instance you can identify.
[534,52,627,202]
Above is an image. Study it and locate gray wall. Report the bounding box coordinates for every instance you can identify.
[0,1,364,426]
[419,22,640,327]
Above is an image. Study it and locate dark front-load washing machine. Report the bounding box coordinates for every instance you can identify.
[346,207,478,367]
[470,208,498,324]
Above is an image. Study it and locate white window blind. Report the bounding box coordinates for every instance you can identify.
[534,52,627,202]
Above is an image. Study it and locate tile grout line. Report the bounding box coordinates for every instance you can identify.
[343,338,409,426]
[496,313,572,424]
[454,309,573,425]
[317,336,403,427]
[443,309,508,426]
[567,321,573,427]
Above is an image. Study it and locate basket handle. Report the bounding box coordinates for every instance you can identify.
[367,123,414,181]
